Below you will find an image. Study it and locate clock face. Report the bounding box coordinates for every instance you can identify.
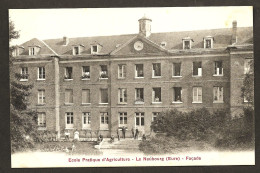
[134,41,144,51]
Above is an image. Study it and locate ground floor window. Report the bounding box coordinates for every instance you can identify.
[82,112,91,129]
[66,112,74,129]
[135,112,144,126]
[119,112,127,127]
[213,87,223,103]
[193,87,202,103]
[100,112,109,130]
[37,112,46,127]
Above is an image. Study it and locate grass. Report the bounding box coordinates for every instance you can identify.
[34,141,102,155]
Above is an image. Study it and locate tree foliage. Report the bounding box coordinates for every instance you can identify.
[10,19,39,153]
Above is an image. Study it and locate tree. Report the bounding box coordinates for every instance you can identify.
[10,19,39,153]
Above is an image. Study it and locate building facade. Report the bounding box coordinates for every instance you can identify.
[12,16,254,138]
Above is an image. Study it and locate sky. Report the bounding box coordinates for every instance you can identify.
[9,7,253,46]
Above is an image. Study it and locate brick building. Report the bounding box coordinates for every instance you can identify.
[12,16,253,138]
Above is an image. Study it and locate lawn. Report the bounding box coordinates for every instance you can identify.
[34,141,102,155]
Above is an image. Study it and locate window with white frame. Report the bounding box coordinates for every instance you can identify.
[73,46,80,55]
[38,67,45,80]
[82,112,91,129]
[118,88,127,103]
[38,90,45,104]
[193,87,202,103]
[193,62,202,76]
[82,66,90,79]
[244,59,253,74]
[135,112,144,126]
[213,87,223,103]
[152,87,161,103]
[173,63,181,77]
[118,64,126,78]
[119,112,127,126]
[100,88,108,104]
[29,47,35,55]
[100,112,109,130]
[184,40,191,49]
[100,65,108,78]
[66,112,74,129]
[152,112,159,122]
[152,63,161,77]
[82,89,90,104]
[65,67,73,79]
[204,39,213,48]
[214,61,223,76]
[135,64,144,78]
[37,113,46,127]
[135,88,144,103]
[92,45,98,53]
[21,67,28,80]
[65,89,73,104]
[173,87,182,103]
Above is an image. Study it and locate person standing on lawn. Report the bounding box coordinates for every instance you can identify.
[122,126,126,139]
[131,127,135,138]
[74,129,80,141]
[117,128,120,141]
[135,128,139,140]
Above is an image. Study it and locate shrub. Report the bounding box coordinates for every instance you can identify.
[151,108,229,141]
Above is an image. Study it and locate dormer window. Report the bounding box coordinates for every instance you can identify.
[72,44,84,55]
[182,37,193,49]
[91,42,102,54]
[204,36,214,48]
[29,46,40,56]
[73,46,79,55]
[12,46,24,57]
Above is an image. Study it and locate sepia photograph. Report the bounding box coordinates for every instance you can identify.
[9,7,254,167]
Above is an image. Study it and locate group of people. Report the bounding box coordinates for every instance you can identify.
[64,129,80,142]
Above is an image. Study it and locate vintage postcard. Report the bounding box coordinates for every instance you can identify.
[9,7,254,167]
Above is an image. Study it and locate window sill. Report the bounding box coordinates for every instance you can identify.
[152,76,162,78]
[81,103,91,106]
[135,101,144,104]
[135,77,144,79]
[64,79,73,81]
[192,75,202,77]
[38,127,47,130]
[65,127,74,130]
[65,103,74,106]
[20,79,28,82]
[152,102,162,104]
[192,102,202,104]
[37,79,46,81]
[82,127,91,130]
[36,104,46,106]
[172,101,183,104]
[172,76,182,78]
[99,103,109,105]
[99,78,108,80]
[118,102,127,105]
[213,75,223,77]
[213,101,224,103]
[81,78,90,80]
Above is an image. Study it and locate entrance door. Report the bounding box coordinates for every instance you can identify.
[135,112,145,135]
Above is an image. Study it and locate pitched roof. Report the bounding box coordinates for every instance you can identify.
[18,27,253,56]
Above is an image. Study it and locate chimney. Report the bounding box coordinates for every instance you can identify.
[63,36,69,46]
[138,15,152,37]
[231,20,237,44]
